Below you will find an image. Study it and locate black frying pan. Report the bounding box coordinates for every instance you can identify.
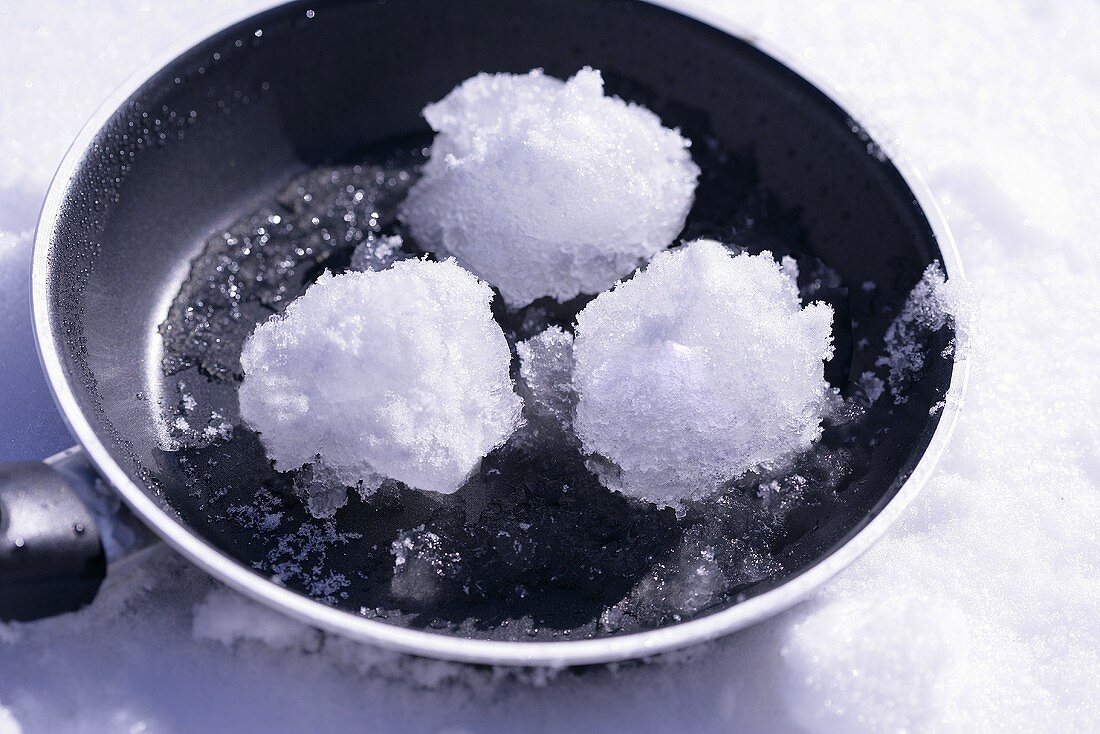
[0,0,964,665]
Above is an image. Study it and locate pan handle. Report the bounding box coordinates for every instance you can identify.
[0,447,154,621]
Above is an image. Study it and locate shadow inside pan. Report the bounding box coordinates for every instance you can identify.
[43,0,955,642]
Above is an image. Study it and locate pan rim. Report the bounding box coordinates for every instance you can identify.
[31,0,969,667]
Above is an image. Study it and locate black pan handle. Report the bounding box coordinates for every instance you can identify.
[0,448,154,621]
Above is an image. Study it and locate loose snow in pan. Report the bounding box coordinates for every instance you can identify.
[2,1,1100,733]
[159,154,423,381]
[879,261,971,403]
[400,67,700,307]
[238,260,523,507]
[573,240,834,506]
[350,234,406,273]
[515,326,577,442]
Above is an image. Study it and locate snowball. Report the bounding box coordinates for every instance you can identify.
[400,67,700,307]
[238,259,523,501]
[573,239,834,506]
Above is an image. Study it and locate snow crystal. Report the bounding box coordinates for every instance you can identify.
[879,262,969,402]
[180,392,197,412]
[238,259,523,505]
[292,461,374,519]
[400,67,700,307]
[389,526,457,605]
[158,382,236,451]
[349,234,405,272]
[857,370,885,403]
[515,326,577,441]
[263,521,361,603]
[573,239,834,505]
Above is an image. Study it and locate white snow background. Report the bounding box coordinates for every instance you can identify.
[1,1,1098,732]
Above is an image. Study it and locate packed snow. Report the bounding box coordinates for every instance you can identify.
[880,262,970,402]
[0,705,19,734]
[573,240,834,506]
[1,1,1099,733]
[400,67,699,307]
[238,260,522,508]
[515,326,577,441]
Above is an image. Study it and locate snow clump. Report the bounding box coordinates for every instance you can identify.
[573,239,834,506]
[400,67,699,307]
[238,259,523,505]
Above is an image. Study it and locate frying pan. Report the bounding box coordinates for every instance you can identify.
[0,0,966,666]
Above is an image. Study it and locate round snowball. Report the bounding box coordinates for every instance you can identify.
[573,239,834,506]
[399,67,700,308]
[239,259,523,496]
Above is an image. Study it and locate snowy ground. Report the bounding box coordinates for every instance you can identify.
[2,1,1099,732]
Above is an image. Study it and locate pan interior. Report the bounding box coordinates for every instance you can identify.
[43,0,955,642]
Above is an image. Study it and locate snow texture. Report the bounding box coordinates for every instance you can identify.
[400,67,700,307]
[879,262,970,402]
[350,233,406,272]
[2,1,1100,733]
[0,705,19,734]
[515,326,577,441]
[239,260,522,504]
[573,240,834,506]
